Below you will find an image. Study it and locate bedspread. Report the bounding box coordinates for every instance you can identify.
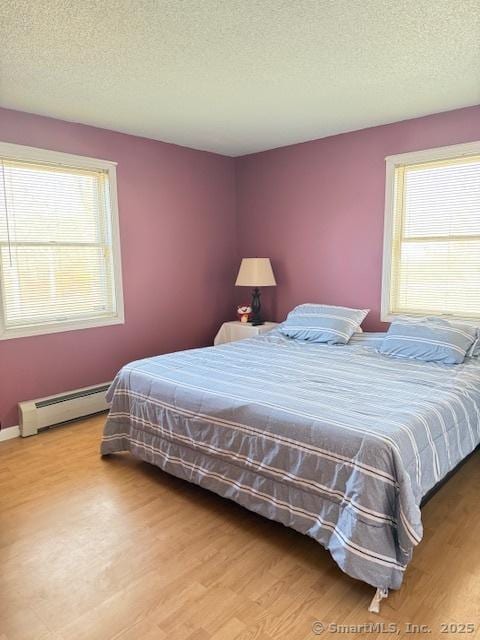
[101,330,480,590]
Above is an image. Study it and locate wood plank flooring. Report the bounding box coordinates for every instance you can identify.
[0,415,479,640]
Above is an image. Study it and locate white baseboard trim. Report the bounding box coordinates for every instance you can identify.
[0,425,20,442]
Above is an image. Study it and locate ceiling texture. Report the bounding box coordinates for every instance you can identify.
[1,0,479,156]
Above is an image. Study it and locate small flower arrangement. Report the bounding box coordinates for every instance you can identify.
[237,304,252,323]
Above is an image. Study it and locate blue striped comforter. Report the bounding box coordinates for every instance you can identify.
[101,330,480,591]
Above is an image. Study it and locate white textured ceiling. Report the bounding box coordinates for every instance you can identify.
[1,1,479,156]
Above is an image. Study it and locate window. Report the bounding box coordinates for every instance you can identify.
[381,141,480,321]
[0,143,124,339]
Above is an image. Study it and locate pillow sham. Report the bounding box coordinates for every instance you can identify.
[468,332,480,357]
[280,304,369,344]
[379,317,477,364]
[462,322,480,357]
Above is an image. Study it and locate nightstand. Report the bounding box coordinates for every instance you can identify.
[214,321,279,346]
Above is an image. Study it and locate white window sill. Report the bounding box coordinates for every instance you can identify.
[0,314,125,340]
[381,311,480,323]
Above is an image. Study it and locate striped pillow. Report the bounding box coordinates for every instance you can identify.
[379,317,477,364]
[462,322,480,357]
[468,331,480,357]
[280,304,369,344]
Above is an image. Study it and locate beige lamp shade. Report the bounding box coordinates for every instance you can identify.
[235,258,276,287]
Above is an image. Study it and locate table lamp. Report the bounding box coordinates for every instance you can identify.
[235,258,276,326]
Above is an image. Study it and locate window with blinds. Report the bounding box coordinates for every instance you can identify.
[0,143,123,339]
[382,142,480,321]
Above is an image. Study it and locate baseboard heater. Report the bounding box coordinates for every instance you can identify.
[18,382,112,437]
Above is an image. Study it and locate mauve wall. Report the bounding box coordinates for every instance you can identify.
[236,105,480,330]
[0,108,237,428]
[1,105,479,427]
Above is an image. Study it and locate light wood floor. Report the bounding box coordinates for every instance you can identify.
[0,415,479,640]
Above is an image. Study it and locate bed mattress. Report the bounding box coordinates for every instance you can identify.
[101,330,480,591]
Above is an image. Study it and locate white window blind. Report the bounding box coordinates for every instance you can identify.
[383,144,480,320]
[0,144,123,339]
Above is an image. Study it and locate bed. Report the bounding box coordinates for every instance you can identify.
[101,329,480,609]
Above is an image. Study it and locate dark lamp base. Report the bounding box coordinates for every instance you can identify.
[250,287,263,326]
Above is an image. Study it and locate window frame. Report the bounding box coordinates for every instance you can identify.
[0,142,124,340]
[381,140,480,323]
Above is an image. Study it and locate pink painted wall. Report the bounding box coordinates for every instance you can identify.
[0,108,237,428]
[1,104,479,428]
[236,105,480,331]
